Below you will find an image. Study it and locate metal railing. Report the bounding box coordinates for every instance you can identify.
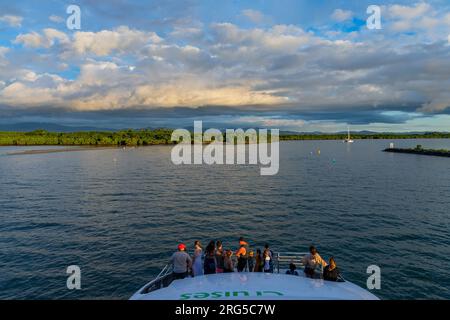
[273,252,308,273]
[274,251,345,282]
[140,263,174,294]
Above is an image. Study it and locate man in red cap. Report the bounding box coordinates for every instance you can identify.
[170,243,192,280]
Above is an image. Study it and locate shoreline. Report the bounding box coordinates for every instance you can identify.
[3,138,450,156]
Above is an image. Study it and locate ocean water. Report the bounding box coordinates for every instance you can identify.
[0,139,449,300]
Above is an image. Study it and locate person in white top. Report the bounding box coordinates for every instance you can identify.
[302,245,328,278]
[263,250,271,272]
[192,241,204,277]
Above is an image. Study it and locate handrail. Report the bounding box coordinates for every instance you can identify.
[156,264,171,278]
[140,263,173,294]
[274,252,345,281]
[273,252,309,273]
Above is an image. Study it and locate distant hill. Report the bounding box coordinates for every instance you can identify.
[1,123,448,136]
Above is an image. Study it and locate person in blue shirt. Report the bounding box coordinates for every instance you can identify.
[286,263,299,276]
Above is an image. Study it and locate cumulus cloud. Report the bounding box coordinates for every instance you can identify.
[49,15,64,23]
[0,47,9,66]
[420,99,450,112]
[71,26,162,56]
[14,29,69,48]
[0,14,23,27]
[386,2,444,33]
[14,26,162,57]
[131,85,285,109]
[0,79,285,111]
[170,26,203,40]
[1,2,450,115]
[0,46,9,57]
[389,2,431,20]
[2,80,63,107]
[242,9,267,24]
[331,9,353,22]
[14,32,43,48]
[210,23,318,54]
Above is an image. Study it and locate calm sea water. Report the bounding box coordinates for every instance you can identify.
[1,139,450,300]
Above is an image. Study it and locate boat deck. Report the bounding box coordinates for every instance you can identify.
[131,272,378,300]
[130,252,379,300]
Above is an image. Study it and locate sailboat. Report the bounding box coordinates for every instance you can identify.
[344,127,354,143]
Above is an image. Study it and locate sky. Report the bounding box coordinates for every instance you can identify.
[0,0,450,132]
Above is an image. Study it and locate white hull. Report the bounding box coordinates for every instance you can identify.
[131,270,378,300]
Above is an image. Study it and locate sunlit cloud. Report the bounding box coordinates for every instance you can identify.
[0,14,23,27]
[49,15,64,23]
[331,9,353,22]
[241,9,269,24]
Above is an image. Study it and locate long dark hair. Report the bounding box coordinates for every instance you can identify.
[206,241,215,255]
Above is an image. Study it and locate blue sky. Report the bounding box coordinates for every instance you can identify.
[1,0,450,132]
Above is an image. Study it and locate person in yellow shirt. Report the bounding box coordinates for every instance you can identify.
[302,246,328,278]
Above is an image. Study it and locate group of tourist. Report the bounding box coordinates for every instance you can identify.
[169,238,340,282]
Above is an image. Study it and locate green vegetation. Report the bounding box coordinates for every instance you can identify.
[0,129,174,146]
[0,129,450,146]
